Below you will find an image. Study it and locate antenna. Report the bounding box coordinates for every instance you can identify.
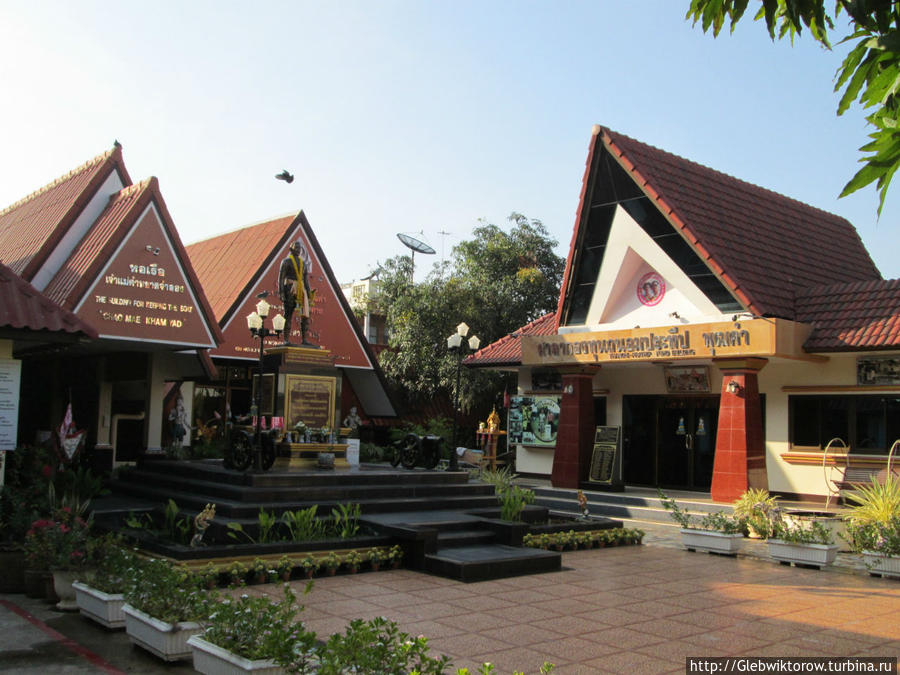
[396,232,435,281]
[437,229,451,275]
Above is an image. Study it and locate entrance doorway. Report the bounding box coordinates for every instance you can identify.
[623,396,719,490]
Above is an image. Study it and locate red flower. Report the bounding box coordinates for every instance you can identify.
[41,465,52,478]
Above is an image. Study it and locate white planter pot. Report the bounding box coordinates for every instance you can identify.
[73,581,125,629]
[680,529,743,556]
[767,539,839,569]
[862,551,900,579]
[188,635,287,675]
[122,604,202,661]
[52,570,79,611]
[782,511,849,550]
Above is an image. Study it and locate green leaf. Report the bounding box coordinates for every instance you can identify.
[838,50,879,115]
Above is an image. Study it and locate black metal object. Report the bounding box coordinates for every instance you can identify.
[391,433,442,470]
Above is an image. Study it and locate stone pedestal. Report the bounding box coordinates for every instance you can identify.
[273,442,350,470]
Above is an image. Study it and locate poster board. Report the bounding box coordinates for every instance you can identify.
[0,360,21,451]
[587,425,623,490]
[507,396,560,447]
[284,374,336,430]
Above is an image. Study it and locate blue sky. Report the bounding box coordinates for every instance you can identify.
[0,1,895,285]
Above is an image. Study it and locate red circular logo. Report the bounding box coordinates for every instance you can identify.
[637,272,665,306]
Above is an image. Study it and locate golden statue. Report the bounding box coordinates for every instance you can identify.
[487,406,501,433]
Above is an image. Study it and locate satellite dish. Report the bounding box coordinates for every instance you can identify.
[397,232,435,255]
[396,232,435,281]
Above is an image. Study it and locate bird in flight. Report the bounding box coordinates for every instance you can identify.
[275,170,294,183]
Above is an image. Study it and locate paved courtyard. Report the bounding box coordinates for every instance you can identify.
[2,540,898,673]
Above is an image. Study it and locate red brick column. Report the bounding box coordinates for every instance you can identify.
[710,358,768,503]
[551,370,597,488]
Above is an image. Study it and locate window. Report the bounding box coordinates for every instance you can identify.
[789,395,900,454]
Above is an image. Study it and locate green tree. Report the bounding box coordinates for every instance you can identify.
[378,213,563,417]
[686,0,900,215]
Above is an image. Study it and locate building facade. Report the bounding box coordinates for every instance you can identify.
[469,125,900,503]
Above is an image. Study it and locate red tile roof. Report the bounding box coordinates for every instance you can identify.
[186,215,294,322]
[40,176,223,345]
[557,126,881,327]
[0,145,130,281]
[797,279,900,351]
[465,312,557,367]
[0,261,97,339]
[42,179,153,307]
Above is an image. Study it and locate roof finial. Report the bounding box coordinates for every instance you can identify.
[113,139,121,148]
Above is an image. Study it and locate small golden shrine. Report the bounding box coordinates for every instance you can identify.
[476,406,507,469]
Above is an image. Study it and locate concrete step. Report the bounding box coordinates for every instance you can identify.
[424,544,561,582]
[436,529,496,548]
[531,486,733,525]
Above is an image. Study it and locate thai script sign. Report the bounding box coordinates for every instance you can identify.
[521,319,803,365]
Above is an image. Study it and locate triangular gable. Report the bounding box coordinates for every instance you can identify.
[583,206,721,329]
[44,178,222,348]
[0,145,131,282]
[557,126,881,329]
[208,212,377,370]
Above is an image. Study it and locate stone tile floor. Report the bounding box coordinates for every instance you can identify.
[3,525,898,674]
[252,536,900,674]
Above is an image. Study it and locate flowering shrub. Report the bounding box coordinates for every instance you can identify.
[659,491,742,534]
[771,520,834,545]
[23,508,91,570]
[82,534,136,593]
[123,557,214,624]
[202,584,316,666]
[311,616,452,675]
[843,515,900,556]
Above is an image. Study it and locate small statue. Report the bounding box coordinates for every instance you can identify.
[190,503,216,547]
[577,490,590,520]
[278,240,316,345]
[342,406,362,430]
[486,407,501,433]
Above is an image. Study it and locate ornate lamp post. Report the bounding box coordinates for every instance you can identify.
[446,322,480,472]
[246,297,285,471]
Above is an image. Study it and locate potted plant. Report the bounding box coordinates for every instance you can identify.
[768,520,839,569]
[25,508,92,610]
[275,555,294,581]
[189,584,317,675]
[660,490,743,555]
[250,557,269,584]
[732,488,780,539]
[367,547,387,571]
[343,550,362,573]
[122,557,214,661]
[73,534,134,628]
[227,560,249,587]
[388,544,404,569]
[299,555,319,579]
[321,551,341,576]
[841,475,900,578]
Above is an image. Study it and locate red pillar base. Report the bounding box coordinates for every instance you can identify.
[710,358,768,503]
[551,371,596,489]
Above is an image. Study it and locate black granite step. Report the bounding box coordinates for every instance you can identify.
[424,544,561,582]
[436,529,496,548]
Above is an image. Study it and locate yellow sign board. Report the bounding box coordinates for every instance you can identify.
[520,319,812,366]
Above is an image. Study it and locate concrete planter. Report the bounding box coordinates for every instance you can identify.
[767,539,839,569]
[188,635,287,675]
[680,529,743,556]
[862,551,900,579]
[123,604,202,661]
[51,570,80,611]
[73,581,126,629]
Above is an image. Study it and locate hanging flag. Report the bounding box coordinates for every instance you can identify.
[56,402,85,463]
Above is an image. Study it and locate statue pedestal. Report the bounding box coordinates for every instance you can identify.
[274,442,350,470]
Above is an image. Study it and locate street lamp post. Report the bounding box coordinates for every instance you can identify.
[246,297,285,472]
[446,322,480,472]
